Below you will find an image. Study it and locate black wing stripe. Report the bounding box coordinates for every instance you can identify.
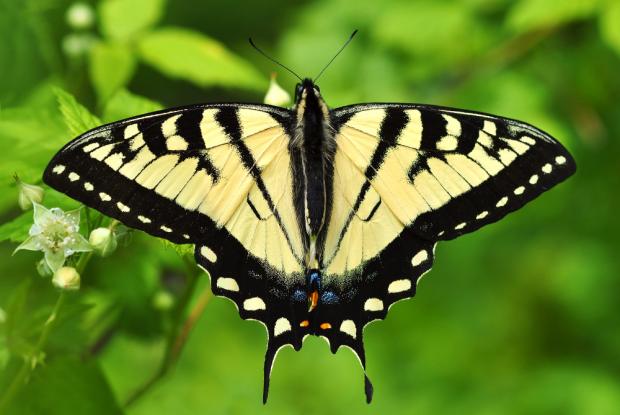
[176,109,206,150]
[419,110,447,150]
[365,108,409,179]
[139,118,168,156]
[456,116,483,153]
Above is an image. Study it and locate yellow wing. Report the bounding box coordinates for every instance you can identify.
[322,105,575,276]
[45,105,305,275]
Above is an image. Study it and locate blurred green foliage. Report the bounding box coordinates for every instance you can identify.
[0,0,619,414]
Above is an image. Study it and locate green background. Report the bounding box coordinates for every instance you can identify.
[1,0,619,414]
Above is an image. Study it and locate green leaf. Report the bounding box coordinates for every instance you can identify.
[4,357,123,415]
[374,2,486,56]
[160,239,194,258]
[54,88,101,136]
[506,0,601,33]
[0,212,32,243]
[99,0,166,41]
[0,85,70,214]
[102,89,163,122]
[600,1,620,56]
[137,27,266,91]
[0,3,50,106]
[89,42,137,103]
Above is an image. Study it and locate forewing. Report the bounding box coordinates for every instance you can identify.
[324,103,575,274]
[44,104,305,274]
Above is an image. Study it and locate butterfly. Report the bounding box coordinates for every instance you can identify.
[43,49,575,403]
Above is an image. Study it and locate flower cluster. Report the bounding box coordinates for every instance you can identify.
[15,204,91,272]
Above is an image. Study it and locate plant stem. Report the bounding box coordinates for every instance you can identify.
[0,364,28,415]
[34,292,66,354]
[0,292,66,414]
[75,251,92,274]
[170,287,212,365]
[124,259,210,408]
[163,256,201,364]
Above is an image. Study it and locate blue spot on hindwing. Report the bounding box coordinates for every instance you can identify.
[320,291,340,304]
[292,289,306,303]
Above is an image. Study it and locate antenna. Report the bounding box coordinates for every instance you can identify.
[249,38,302,82]
[313,30,358,82]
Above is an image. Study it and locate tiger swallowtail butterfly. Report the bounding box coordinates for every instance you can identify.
[44,40,575,403]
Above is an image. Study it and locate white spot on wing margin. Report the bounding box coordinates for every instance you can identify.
[216,277,239,292]
[364,298,384,312]
[340,320,357,338]
[200,246,217,263]
[387,279,412,293]
[411,250,428,267]
[243,297,266,311]
[274,318,292,336]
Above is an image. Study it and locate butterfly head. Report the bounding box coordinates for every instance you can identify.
[295,79,321,102]
[294,78,329,123]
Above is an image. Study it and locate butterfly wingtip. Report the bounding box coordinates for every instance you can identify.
[262,375,271,404]
[364,374,374,404]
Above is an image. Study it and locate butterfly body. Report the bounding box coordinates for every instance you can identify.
[292,79,333,256]
[44,78,575,403]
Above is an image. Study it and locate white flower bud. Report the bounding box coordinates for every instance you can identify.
[89,227,117,257]
[264,74,291,107]
[66,3,95,30]
[52,266,81,291]
[152,290,175,311]
[62,33,96,57]
[16,178,44,211]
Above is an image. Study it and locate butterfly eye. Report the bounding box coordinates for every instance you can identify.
[295,84,303,101]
